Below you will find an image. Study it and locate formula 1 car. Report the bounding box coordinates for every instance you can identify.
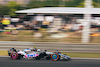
[8,48,71,61]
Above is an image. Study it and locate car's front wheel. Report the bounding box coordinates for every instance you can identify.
[51,53,59,61]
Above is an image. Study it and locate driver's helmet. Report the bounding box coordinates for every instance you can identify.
[32,48,37,51]
[37,49,41,52]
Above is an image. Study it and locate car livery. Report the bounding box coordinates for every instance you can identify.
[8,48,71,61]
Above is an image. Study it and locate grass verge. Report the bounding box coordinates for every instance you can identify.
[61,52,100,58]
[0,51,100,58]
[0,51,8,56]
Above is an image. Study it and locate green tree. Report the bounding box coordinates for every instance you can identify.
[27,0,45,8]
[0,5,10,16]
[27,0,84,8]
[77,1,100,8]
[6,1,21,16]
[93,1,100,8]
[65,0,84,7]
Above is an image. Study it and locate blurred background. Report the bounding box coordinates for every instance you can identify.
[0,0,100,43]
[0,0,100,58]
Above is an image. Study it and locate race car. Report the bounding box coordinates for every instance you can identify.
[8,48,71,61]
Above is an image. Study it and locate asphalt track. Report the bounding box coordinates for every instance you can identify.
[0,57,100,67]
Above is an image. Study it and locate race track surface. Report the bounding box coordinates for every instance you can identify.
[0,57,100,67]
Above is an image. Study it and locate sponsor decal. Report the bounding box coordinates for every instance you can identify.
[27,54,36,57]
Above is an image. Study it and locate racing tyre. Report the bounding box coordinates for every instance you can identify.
[51,53,59,61]
[10,52,18,60]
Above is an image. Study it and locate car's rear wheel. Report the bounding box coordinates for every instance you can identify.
[10,52,18,60]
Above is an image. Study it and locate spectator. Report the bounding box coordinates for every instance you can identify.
[1,18,11,29]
